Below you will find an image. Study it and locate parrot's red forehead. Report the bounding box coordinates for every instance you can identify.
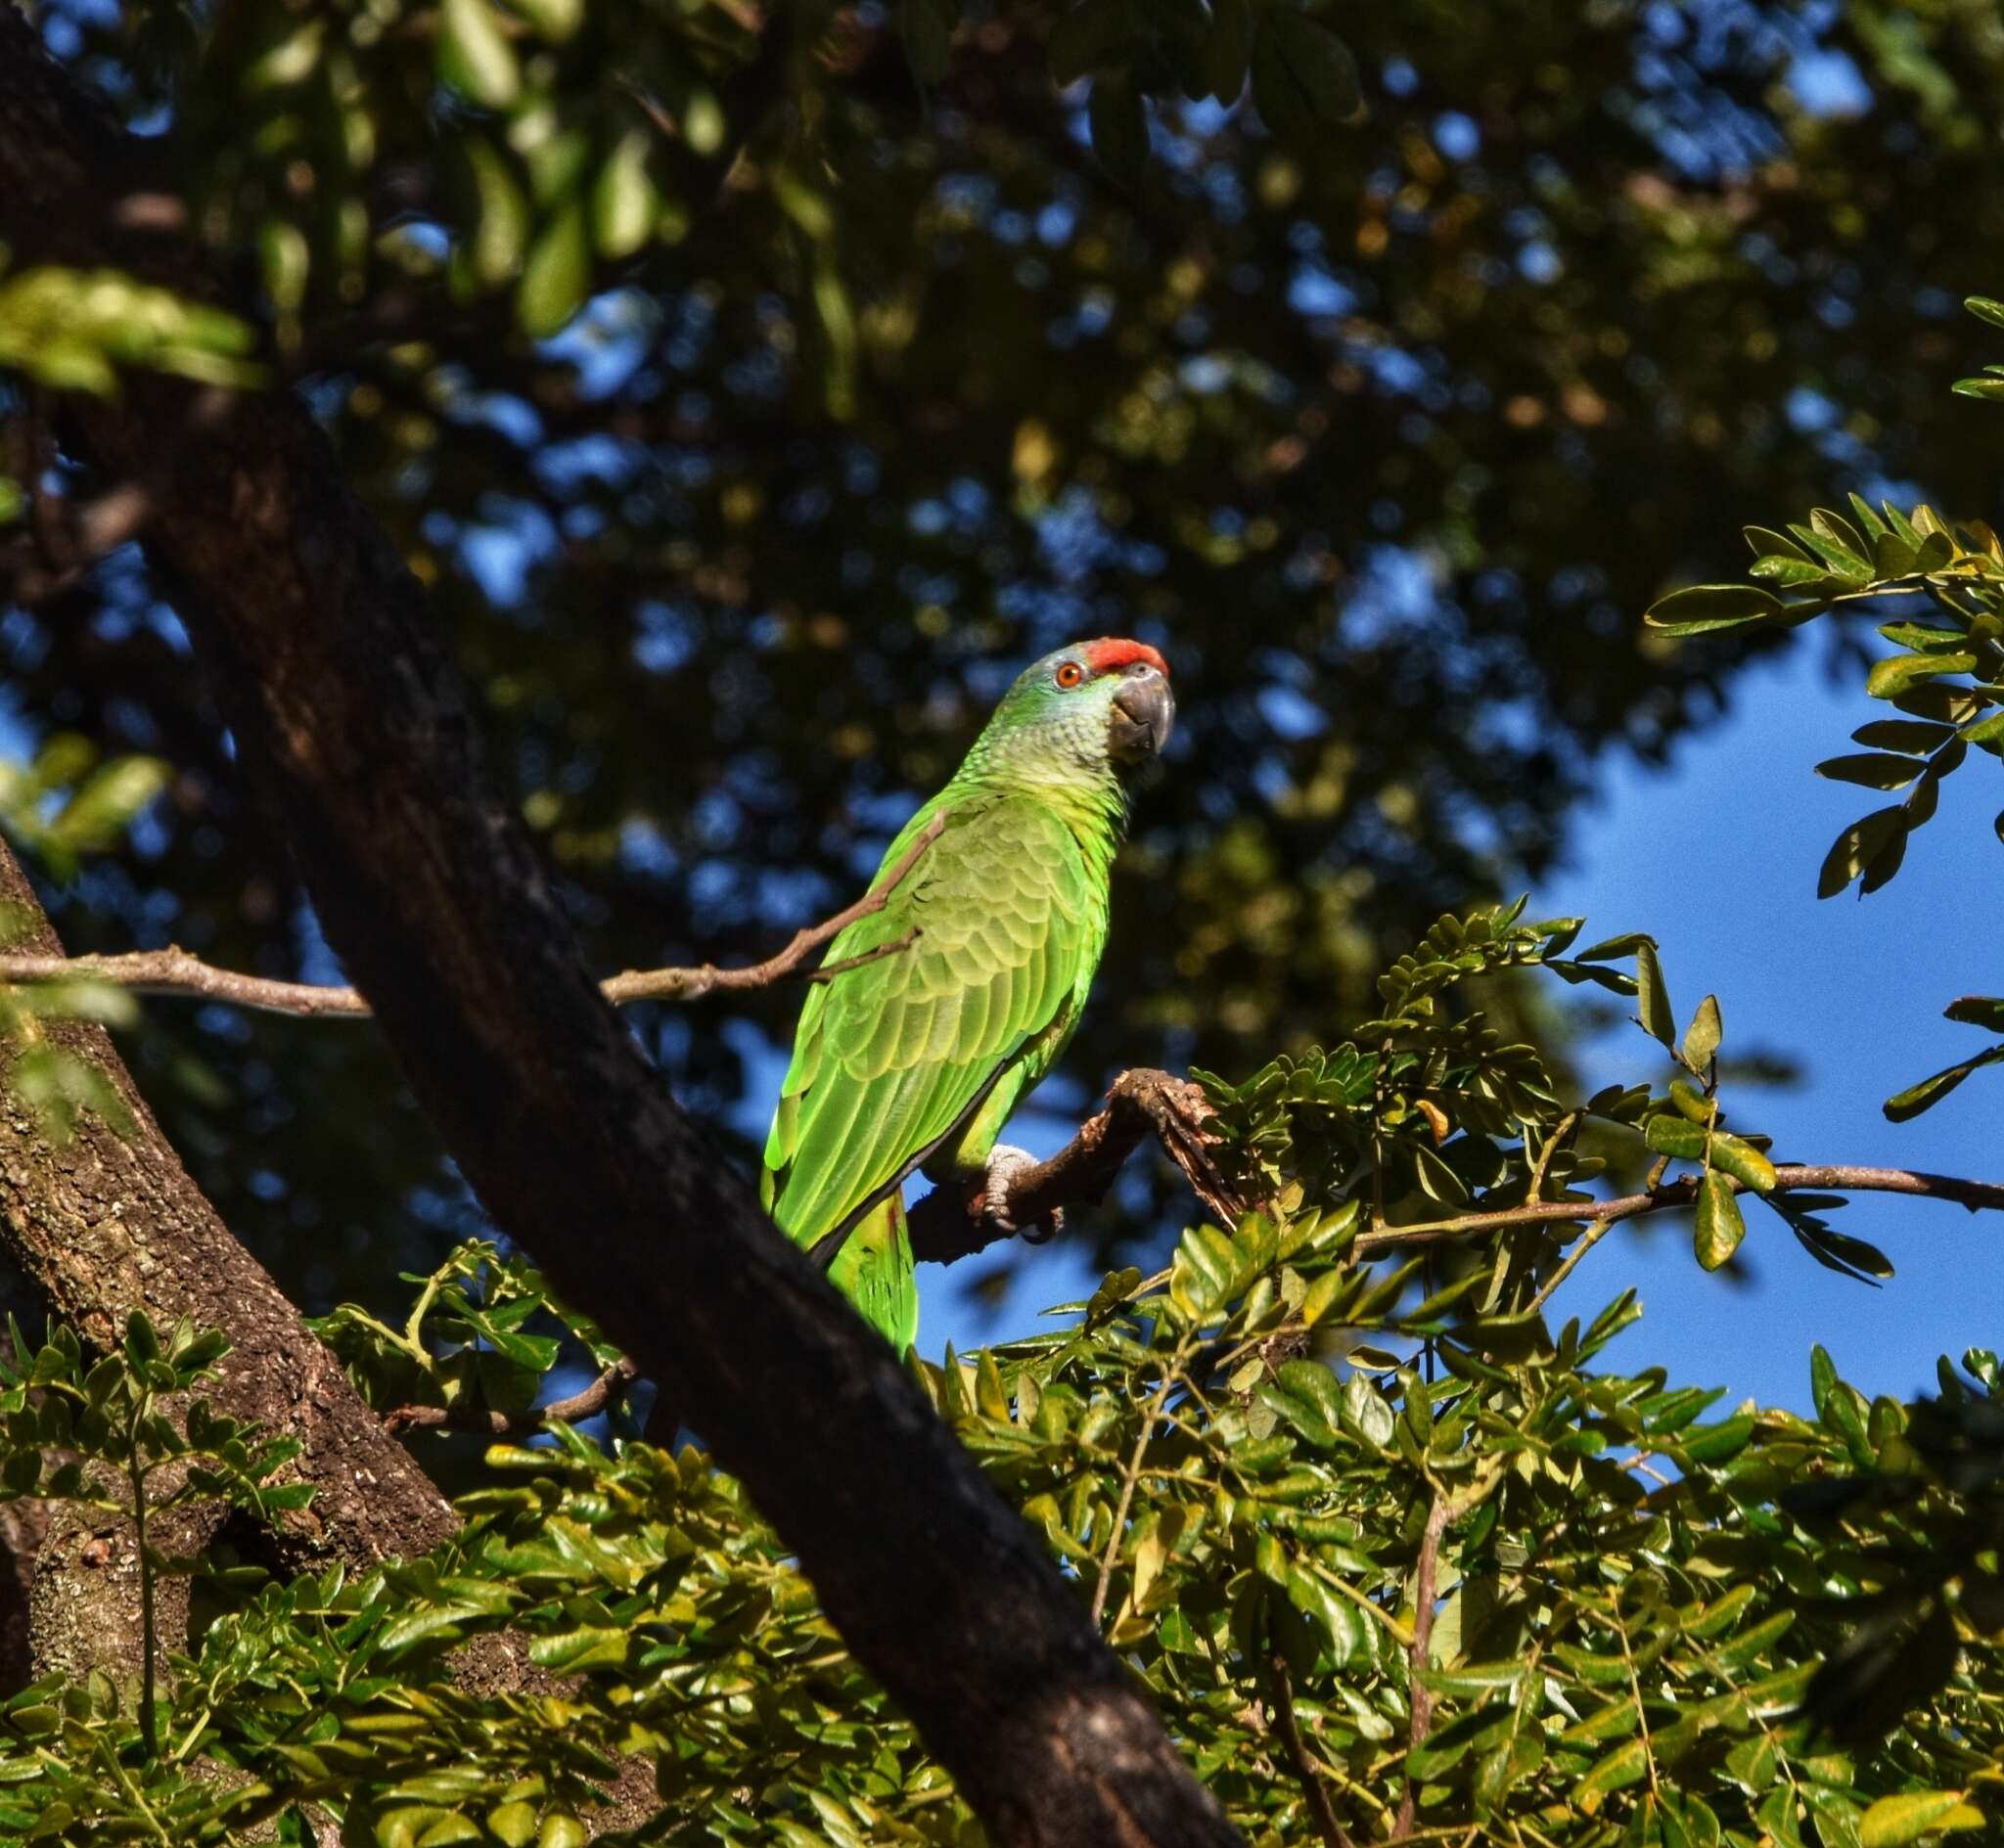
[1080,638,1169,679]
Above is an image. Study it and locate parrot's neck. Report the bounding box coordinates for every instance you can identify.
[950,753,1129,872]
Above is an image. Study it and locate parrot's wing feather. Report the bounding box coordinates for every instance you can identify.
[763,794,1090,1243]
[803,1059,1012,1272]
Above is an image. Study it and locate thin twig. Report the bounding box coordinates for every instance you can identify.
[1526,1110,1580,1209]
[384,1355,641,1435]
[1392,1491,1451,1841]
[1089,1332,1198,1628]
[0,814,944,1019]
[1525,1215,1622,1319]
[1263,1623,1356,1848]
[1352,1162,2004,1258]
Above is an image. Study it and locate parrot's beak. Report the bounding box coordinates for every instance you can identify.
[1108,668,1174,765]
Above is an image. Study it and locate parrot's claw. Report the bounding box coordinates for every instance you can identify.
[981,1145,1064,1245]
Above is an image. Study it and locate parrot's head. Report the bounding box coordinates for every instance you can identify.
[979,638,1175,783]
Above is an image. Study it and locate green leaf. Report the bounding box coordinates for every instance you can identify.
[1682,993,1721,1070]
[1967,295,2004,329]
[485,1804,537,1848]
[1858,1791,1984,1847]
[1679,1413,1755,1465]
[526,1626,630,1672]
[1250,11,1363,150]
[1574,1736,1650,1811]
[1635,938,1674,1048]
[591,130,660,260]
[1744,523,1812,560]
[1951,377,2004,402]
[1811,506,1871,564]
[437,0,520,109]
[1195,0,1252,102]
[1944,995,2004,1030]
[1643,582,1786,635]
[517,201,591,339]
[1644,1113,1708,1161]
[1815,753,1922,790]
[1339,1374,1394,1451]
[510,0,582,38]
[1852,718,1955,752]
[1877,620,1971,653]
[1708,1132,1777,1194]
[1817,808,1903,899]
[1884,1044,2004,1122]
[1866,651,1979,698]
[1694,1170,1745,1272]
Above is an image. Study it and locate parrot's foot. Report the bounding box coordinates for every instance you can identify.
[981,1144,1064,1245]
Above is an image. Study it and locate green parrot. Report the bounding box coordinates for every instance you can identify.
[760,638,1175,1348]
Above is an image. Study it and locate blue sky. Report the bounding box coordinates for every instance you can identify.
[902,642,2004,1418]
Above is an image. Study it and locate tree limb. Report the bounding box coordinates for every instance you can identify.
[0,834,461,1684]
[0,17,1240,1841]
[907,1068,1249,1265]
[0,814,941,1019]
[384,1356,642,1436]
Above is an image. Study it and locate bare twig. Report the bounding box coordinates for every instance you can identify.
[1263,1626,1356,1848]
[384,1355,640,1435]
[0,814,944,1019]
[1392,1492,1451,1841]
[1352,1162,2004,1258]
[0,475,156,604]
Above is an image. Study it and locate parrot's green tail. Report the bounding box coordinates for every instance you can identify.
[818,1195,917,1352]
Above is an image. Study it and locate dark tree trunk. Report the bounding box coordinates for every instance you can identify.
[0,13,1241,1843]
[0,838,460,1677]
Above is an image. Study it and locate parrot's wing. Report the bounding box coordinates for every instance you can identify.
[761,794,1088,1243]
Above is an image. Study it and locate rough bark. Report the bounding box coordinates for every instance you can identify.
[0,838,460,1677]
[0,15,1240,1844]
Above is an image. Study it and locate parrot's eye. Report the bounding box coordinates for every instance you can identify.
[1054,661,1085,689]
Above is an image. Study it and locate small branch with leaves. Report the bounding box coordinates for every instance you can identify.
[0,814,944,1018]
[908,1063,2004,1273]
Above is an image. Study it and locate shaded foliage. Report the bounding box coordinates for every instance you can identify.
[0,902,1998,1842]
[8,0,2004,1316]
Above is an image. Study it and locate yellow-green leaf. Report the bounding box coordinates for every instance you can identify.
[517,201,591,338]
[1859,1791,1984,1847]
[437,0,520,109]
[1694,1169,1745,1272]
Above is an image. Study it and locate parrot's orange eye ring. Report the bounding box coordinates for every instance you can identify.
[1054,661,1085,689]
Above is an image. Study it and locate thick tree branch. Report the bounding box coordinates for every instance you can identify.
[0,18,1239,1841]
[0,815,940,1018]
[907,1068,1250,1264]
[0,835,461,1684]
